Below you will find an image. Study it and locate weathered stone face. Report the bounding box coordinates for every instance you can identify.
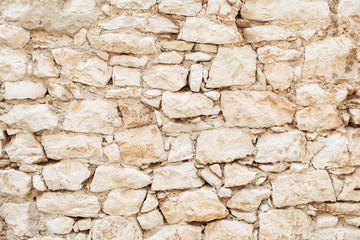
[0,169,32,196]
[205,220,253,240]
[143,65,188,91]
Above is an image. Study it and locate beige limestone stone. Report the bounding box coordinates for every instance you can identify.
[41,133,103,160]
[5,132,46,164]
[168,134,193,162]
[224,163,257,187]
[137,210,164,230]
[207,46,256,88]
[201,168,222,189]
[162,91,214,118]
[338,168,360,201]
[33,175,47,191]
[119,102,153,128]
[103,143,121,163]
[115,125,166,166]
[141,194,159,213]
[178,17,242,44]
[227,187,271,212]
[36,192,100,217]
[32,51,59,78]
[189,64,203,92]
[243,26,295,43]
[143,65,188,91]
[255,130,306,163]
[264,62,294,91]
[51,47,83,64]
[259,209,312,240]
[109,55,149,67]
[92,216,142,240]
[311,226,360,240]
[110,0,155,9]
[42,161,91,191]
[221,91,296,128]
[271,170,336,207]
[206,0,241,21]
[152,162,204,191]
[316,213,338,228]
[46,217,75,234]
[317,202,360,215]
[4,81,47,100]
[0,24,30,48]
[0,104,58,132]
[196,128,254,164]
[0,169,31,196]
[90,165,151,192]
[348,128,360,165]
[185,52,212,62]
[257,46,302,64]
[161,40,194,51]
[103,188,147,216]
[160,187,228,224]
[76,218,91,231]
[338,0,360,17]
[31,30,73,49]
[158,0,202,16]
[112,66,141,87]
[154,51,183,64]
[1,0,30,22]
[0,49,27,81]
[162,121,213,133]
[205,220,253,240]
[105,87,142,99]
[194,44,217,53]
[145,224,202,240]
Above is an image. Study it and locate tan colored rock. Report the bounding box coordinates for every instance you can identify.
[271,170,335,207]
[4,81,47,100]
[115,125,166,166]
[152,162,204,191]
[221,91,296,128]
[207,46,256,88]
[110,0,155,9]
[33,175,47,191]
[145,224,202,240]
[162,121,213,133]
[200,168,222,189]
[141,194,159,213]
[0,24,30,48]
[0,169,32,196]
[255,130,306,163]
[185,52,211,62]
[311,226,360,240]
[105,87,142,99]
[348,128,360,165]
[31,30,73,48]
[243,26,295,43]
[46,216,75,234]
[42,161,91,191]
[160,187,228,224]
[143,65,188,91]
[119,102,153,128]
[1,0,30,22]
[168,134,194,162]
[110,55,149,67]
[158,0,202,16]
[5,132,46,164]
[41,133,103,160]
[51,47,84,65]
[178,17,242,44]
[227,187,271,212]
[92,216,142,240]
[103,143,121,163]
[154,51,183,64]
[338,168,360,201]
[259,209,312,240]
[113,66,141,87]
[205,220,253,240]
[103,188,146,216]
[0,104,58,132]
[296,105,342,131]
[90,165,151,192]
[63,100,118,134]
[32,51,59,78]
[196,128,254,164]
[162,91,214,118]
[137,210,164,230]
[161,40,194,51]
[0,49,27,81]
[224,163,257,187]
[317,202,360,215]
[37,192,100,217]
[338,0,360,17]
[316,213,338,228]
[189,64,203,92]
[264,62,294,91]
[257,46,302,64]
[206,0,241,20]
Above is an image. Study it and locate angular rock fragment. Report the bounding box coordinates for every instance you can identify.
[145,224,202,240]
[243,26,295,43]
[0,169,32,196]
[119,102,153,128]
[257,46,302,64]
[227,187,271,211]
[338,168,360,201]
[161,40,194,51]
[0,24,30,48]
[348,128,360,165]
[338,0,360,17]
[0,49,27,81]
[103,189,147,216]
[205,220,253,240]
[137,210,164,230]
[189,64,203,92]
[109,55,148,67]
[168,134,194,162]
[110,0,155,9]
[32,51,59,78]
[154,51,183,64]
[113,66,141,87]
[46,216,75,234]
[224,163,257,187]
[264,62,294,91]
[4,82,47,100]
[158,0,202,16]
[143,65,188,91]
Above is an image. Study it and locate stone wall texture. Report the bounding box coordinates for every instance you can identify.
[0,0,360,239]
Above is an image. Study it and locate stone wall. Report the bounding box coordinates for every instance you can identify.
[0,0,360,239]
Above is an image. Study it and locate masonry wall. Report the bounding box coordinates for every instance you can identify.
[0,0,360,239]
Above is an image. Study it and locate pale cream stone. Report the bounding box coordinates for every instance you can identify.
[207,46,256,88]
[0,104,58,132]
[5,132,46,164]
[4,82,46,100]
[178,17,242,44]
[299,29,316,40]
[37,192,100,217]
[205,220,253,240]
[0,49,27,81]
[259,209,312,240]
[0,169,31,196]
[145,224,202,240]
[161,40,194,51]
[194,44,217,53]
[206,0,241,21]
[338,168,360,201]
[197,128,254,164]
[311,226,360,239]
[227,187,271,211]
[48,79,82,100]
[349,108,360,125]
[154,51,183,64]
[112,66,141,87]
[41,133,103,160]
[115,125,166,166]
[210,164,222,177]
[32,51,59,78]
[204,91,221,101]
[152,162,204,191]
[90,165,151,192]
[162,121,213,133]
[92,216,142,240]
[110,0,156,9]
[168,134,193,162]
[119,102,153,128]
[255,130,306,163]
[264,62,294,91]
[109,55,149,67]
[74,28,87,45]
[51,48,84,65]
[221,91,296,128]
[143,65,188,91]
[105,87,142,99]
[103,143,121,163]
[200,168,222,189]
[0,24,30,48]
[231,210,257,223]
[33,175,47,191]
[296,105,342,131]
[76,218,91,231]
[1,0,30,22]
[316,213,338,228]
[103,188,146,216]
[243,26,295,43]
[348,128,360,165]
[46,217,75,234]
[158,0,202,16]
[160,187,228,224]
[257,46,302,64]
[185,52,212,62]
[141,194,159,213]
[338,0,360,17]
[271,170,336,207]
[317,202,360,215]
[42,161,91,191]
[31,30,73,49]
[218,187,232,198]
[189,64,203,92]
[224,163,257,187]
[137,210,164,230]
[144,89,162,98]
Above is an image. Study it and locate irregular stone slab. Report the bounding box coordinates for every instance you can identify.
[137,210,164,230]
[46,216,75,234]
[42,161,91,191]
[168,134,194,162]
[348,128,360,165]
[296,105,342,131]
[41,133,103,160]
[152,162,204,191]
[4,81,47,100]
[311,226,360,240]
[162,91,214,118]
[338,168,360,201]
[264,62,294,91]
[221,91,296,128]
[119,102,153,128]
[0,104,58,132]
[63,100,118,134]
[161,40,194,51]
[207,46,256,88]
[224,163,257,187]
[243,26,295,43]
[110,0,155,9]
[257,46,302,64]
[109,55,149,67]
[255,130,306,163]
[241,0,330,22]
[141,194,159,213]
[160,187,228,224]
[189,64,203,92]
[90,165,151,192]
[0,49,27,81]
[113,66,141,87]
[0,169,32,196]
[201,168,222,189]
[338,0,360,17]
[154,51,183,64]
[143,65,188,91]
[185,52,211,62]
[103,189,147,216]
[105,87,142,99]
[115,125,166,166]
[205,220,253,240]
[0,24,30,48]
[145,224,202,240]
[317,202,360,215]
[32,51,59,78]
[158,0,202,16]
[227,187,271,211]
[37,192,100,217]
[206,0,241,21]
[178,17,242,44]
[5,132,46,164]
[196,128,254,164]
[92,216,142,240]
[259,209,312,240]
[271,170,335,207]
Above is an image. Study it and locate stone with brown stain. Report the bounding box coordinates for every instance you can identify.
[119,102,154,128]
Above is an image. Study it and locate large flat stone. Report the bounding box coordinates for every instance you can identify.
[0,169,32,196]
[143,65,188,91]
[103,189,146,216]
